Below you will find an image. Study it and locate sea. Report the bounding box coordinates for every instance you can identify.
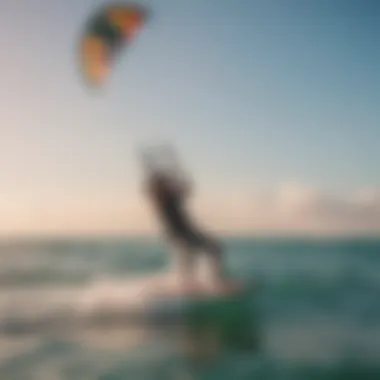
[0,237,379,380]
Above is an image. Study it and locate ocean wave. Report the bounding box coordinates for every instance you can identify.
[0,268,237,334]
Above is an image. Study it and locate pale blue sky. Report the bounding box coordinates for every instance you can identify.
[1,0,379,234]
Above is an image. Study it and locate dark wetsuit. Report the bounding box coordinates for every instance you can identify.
[157,191,197,242]
[148,175,220,254]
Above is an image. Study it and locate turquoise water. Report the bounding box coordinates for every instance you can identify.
[0,237,379,379]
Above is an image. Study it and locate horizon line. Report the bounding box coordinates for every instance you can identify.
[1,231,379,243]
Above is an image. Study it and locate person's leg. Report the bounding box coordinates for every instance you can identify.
[190,231,226,287]
[169,236,198,291]
[205,237,226,287]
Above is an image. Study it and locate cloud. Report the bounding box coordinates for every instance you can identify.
[195,183,380,235]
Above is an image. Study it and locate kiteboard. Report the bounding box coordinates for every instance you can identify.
[143,274,259,352]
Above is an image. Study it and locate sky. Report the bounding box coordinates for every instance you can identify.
[0,0,379,236]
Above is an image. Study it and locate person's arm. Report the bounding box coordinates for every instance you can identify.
[157,144,193,195]
[139,149,157,199]
[138,144,194,197]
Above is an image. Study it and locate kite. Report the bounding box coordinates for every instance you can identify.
[79,3,149,86]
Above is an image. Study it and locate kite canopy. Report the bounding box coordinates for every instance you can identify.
[79,3,149,86]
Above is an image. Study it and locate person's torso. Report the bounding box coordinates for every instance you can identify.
[149,180,191,231]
